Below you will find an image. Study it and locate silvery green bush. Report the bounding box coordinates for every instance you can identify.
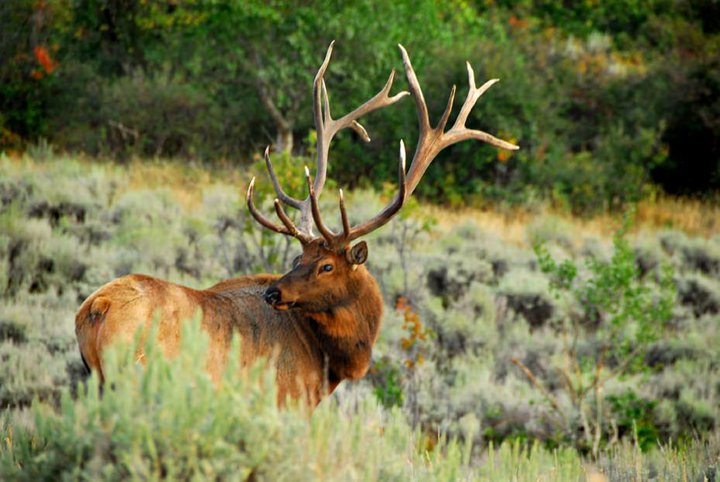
[0,155,719,461]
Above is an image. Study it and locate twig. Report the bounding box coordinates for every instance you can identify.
[108,120,140,141]
[592,345,607,458]
[596,345,643,390]
[511,357,567,426]
[561,330,578,405]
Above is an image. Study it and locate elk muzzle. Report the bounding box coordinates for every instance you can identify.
[264,286,281,306]
[263,285,297,311]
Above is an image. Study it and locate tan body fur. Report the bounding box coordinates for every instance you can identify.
[76,262,383,405]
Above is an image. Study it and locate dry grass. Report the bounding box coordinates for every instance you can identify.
[7,154,719,241]
[428,196,720,247]
[123,158,249,210]
[4,154,248,211]
[635,195,720,236]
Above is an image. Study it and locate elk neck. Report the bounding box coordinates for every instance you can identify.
[302,265,383,379]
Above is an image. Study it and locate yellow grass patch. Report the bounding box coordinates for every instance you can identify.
[426,196,719,246]
[122,158,248,210]
[5,154,718,240]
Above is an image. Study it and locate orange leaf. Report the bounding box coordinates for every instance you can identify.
[33,45,55,74]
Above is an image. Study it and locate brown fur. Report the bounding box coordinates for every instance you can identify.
[75,240,383,406]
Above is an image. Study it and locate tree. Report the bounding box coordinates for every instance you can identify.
[196,0,450,154]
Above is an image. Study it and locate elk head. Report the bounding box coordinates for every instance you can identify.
[246,42,518,312]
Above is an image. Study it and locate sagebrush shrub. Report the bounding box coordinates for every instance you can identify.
[0,321,482,482]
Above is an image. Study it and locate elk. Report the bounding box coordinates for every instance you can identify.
[75,43,518,405]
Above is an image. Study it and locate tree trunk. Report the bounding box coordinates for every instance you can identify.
[245,48,295,155]
[275,126,293,155]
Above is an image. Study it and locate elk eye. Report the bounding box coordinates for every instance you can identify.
[320,264,333,273]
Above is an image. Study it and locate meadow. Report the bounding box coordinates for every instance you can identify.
[1,152,719,480]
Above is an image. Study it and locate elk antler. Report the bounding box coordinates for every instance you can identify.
[247,41,409,242]
[398,45,519,195]
[247,42,519,249]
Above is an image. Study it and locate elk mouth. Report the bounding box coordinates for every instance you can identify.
[271,301,297,311]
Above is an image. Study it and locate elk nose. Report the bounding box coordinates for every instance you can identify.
[264,287,281,306]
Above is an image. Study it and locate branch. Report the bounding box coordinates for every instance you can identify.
[246,46,292,134]
[511,357,566,424]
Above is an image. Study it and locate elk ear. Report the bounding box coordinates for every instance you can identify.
[346,241,368,266]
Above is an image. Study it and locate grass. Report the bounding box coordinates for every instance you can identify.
[430,195,720,249]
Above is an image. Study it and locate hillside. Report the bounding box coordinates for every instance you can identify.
[1,154,719,480]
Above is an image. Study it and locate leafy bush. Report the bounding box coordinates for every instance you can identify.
[523,220,676,455]
[4,1,719,209]
[55,74,230,160]
[676,273,720,317]
[7,316,710,481]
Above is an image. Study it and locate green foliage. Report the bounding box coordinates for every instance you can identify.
[3,1,719,209]
[370,358,404,409]
[536,217,675,363]
[2,317,718,481]
[526,217,677,455]
[607,391,659,451]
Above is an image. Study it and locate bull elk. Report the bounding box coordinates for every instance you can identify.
[75,43,518,405]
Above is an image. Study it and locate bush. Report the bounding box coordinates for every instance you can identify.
[73,75,226,160]
[676,273,720,317]
[523,220,676,455]
[497,270,556,328]
[1,156,719,469]
[0,321,480,481]
[0,341,66,407]
[0,290,80,408]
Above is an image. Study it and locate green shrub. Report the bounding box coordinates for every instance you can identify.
[677,238,720,276]
[632,237,666,278]
[658,230,720,276]
[1,157,719,471]
[524,220,676,455]
[497,270,556,328]
[0,341,67,407]
[0,321,479,481]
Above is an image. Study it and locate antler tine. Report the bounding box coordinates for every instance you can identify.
[443,65,519,150]
[330,69,410,139]
[454,63,496,129]
[246,177,294,237]
[437,85,457,133]
[264,146,303,210]
[305,166,336,245]
[313,41,335,137]
[311,42,335,201]
[339,188,351,240]
[321,79,332,127]
[398,44,430,132]
[274,199,312,243]
[345,140,407,242]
